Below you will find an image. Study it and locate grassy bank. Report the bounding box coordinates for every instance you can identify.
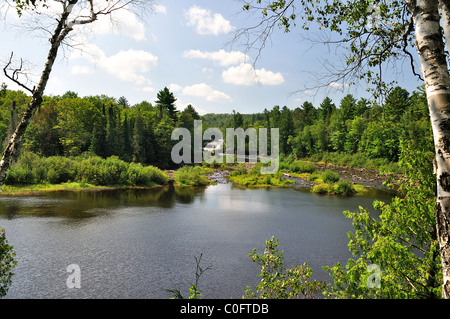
[228,163,295,187]
[173,166,211,187]
[1,152,169,192]
[282,160,367,195]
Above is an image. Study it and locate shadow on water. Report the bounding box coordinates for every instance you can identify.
[0,186,208,220]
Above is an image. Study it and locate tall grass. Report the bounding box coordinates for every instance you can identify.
[174,166,210,186]
[4,152,168,187]
[288,160,316,174]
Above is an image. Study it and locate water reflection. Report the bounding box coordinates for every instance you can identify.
[0,183,395,299]
[0,186,208,220]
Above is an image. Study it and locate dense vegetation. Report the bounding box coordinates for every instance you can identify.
[203,85,431,174]
[4,151,168,187]
[1,83,430,179]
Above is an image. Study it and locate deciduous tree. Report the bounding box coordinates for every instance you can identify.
[0,0,151,188]
[239,0,450,298]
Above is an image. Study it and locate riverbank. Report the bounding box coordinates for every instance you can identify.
[0,160,396,197]
[0,182,166,196]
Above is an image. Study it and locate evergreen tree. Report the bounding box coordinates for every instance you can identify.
[300,102,315,126]
[232,110,244,128]
[318,97,335,123]
[106,105,118,157]
[133,109,145,163]
[121,112,133,162]
[117,96,130,108]
[155,87,178,122]
[339,94,357,121]
[384,86,411,121]
[280,106,294,155]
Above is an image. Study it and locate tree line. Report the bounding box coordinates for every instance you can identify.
[203,85,431,173]
[0,85,201,170]
[0,83,431,173]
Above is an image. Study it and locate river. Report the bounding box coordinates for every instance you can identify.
[0,183,394,299]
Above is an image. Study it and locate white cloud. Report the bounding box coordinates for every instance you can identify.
[169,83,183,92]
[90,8,147,41]
[222,63,285,86]
[185,6,235,36]
[183,49,249,66]
[328,82,349,90]
[182,83,233,103]
[71,41,157,88]
[104,49,157,85]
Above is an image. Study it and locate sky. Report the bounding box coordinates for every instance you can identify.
[0,0,424,115]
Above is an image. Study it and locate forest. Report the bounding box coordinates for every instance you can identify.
[0,82,432,185]
[0,81,432,185]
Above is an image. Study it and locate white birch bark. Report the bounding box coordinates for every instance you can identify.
[439,0,450,54]
[411,0,450,298]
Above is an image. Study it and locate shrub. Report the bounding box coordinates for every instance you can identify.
[174,166,210,186]
[5,165,34,185]
[289,161,316,174]
[334,179,356,195]
[229,166,247,176]
[0,228,17,297]
[311,183,332,194]
[322,170,340,184]
[244,237,328,299]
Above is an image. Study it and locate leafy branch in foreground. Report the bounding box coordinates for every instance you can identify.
[167,253,212,299]
[243,236,328,299]
[324,139,442,298]
[0,228,17,298]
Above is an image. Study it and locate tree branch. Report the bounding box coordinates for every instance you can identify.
[3,52,34,93]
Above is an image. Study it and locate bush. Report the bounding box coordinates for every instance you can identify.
[5,165,34,185]
[311,183,332,194]
[4,153,168,187]
[322,170,340,184]
[334,179,356,195]
[289,161,316,174]
[244,237,328,299]
[229,166,247,176]
[174,166,210,186]
[0,228,17,297]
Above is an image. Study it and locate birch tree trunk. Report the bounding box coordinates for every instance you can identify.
[0,1,78,188]
[411,0,450,298]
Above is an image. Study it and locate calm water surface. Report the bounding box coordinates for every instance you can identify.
[0,183,394,299]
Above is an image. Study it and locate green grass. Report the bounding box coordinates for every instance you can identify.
[228,163,294,187]
[4,152,169,188]
[174,166,210,187]
[285,167,363,196]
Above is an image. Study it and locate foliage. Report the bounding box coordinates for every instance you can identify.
[288,160,316,174]
[243,236,328,299]
[324,140,442,298]
[228,163,294,187]
[4,152,168,187]
[321,169,339,184]
[167,253,212,299]
[334,179,357,195]
[174,166,210,187]
[0,228,17,298]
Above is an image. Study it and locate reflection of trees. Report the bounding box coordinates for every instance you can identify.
[0,186,208,220]
[174,186,205,204]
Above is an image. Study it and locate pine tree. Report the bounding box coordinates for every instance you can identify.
[106,105,118,157]
[121,112,133,162]
[133,109,145,163]
[155,87,178,122]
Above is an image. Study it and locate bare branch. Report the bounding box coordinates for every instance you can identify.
[3,52,34,93]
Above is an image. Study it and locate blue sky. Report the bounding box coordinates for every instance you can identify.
[0,0,423,115]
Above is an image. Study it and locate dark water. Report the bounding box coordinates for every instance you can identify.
[0,184,394,299]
